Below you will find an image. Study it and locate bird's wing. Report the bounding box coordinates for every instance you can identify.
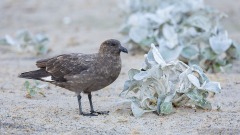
[36,57,53,68]
[36,53,96,81]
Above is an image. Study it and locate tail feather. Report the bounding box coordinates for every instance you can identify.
[18,69,50,80]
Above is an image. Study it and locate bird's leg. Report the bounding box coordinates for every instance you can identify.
[88,93,94,113]
[88,92,109,115]
[77,94,97,116]
[77,94,83,115]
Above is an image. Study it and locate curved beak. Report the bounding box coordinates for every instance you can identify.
[119,46,128,53]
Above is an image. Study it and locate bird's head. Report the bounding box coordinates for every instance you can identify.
[99,39,128,55]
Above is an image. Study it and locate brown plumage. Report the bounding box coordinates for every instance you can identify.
[19,39,128,116]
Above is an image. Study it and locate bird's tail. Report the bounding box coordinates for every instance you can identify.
[18,69,50,80]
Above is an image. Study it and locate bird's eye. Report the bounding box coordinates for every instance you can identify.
[111,44,115,46]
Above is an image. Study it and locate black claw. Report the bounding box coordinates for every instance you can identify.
[90,111,109,115]
[80,113,98,116]
[80,111,109,116]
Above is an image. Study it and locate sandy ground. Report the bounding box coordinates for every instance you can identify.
[0,0,240,134]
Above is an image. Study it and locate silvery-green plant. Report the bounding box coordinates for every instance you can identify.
[23,80,47,98]
[0,30,49,55]
[120,0,240,72]
[121,44,221,117]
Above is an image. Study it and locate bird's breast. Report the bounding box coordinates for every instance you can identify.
[97,56,121,81]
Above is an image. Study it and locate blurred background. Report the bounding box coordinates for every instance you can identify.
[1,0,240,56]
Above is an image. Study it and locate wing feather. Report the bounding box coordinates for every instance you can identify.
[35,53,95,82]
